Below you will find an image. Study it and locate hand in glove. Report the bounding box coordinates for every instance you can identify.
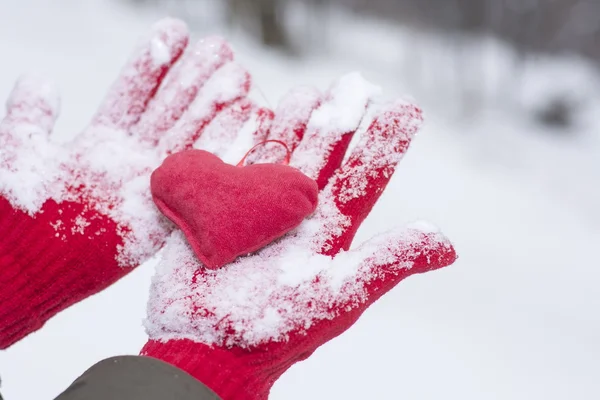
[0,18,267,349]
[141,74,457,400]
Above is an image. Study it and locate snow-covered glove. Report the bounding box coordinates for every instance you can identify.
[0,18,262,349]
[141,74,458,400]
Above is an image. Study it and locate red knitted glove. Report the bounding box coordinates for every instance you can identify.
[141,74,457,400]
[0,18,262,349]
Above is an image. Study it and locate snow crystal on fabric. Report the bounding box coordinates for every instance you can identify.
[192,100,252,158]
[6,74,61,132]
[158,62,250,155]
[290,73,381,180]
[134,36,233,143]
[93,18,188,130]
[268,86,322,149]
[220,112,260,164]
[150,37,171,66]
[0,75,64,212]
[335,100,423,203]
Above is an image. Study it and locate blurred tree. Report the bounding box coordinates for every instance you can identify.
[123,0,599,127]
[537,97,578,129]
[227,0,290,49]
[124,0,600,62]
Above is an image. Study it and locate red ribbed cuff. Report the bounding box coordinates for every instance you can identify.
[0,197,127,349]
[141,339,273,400]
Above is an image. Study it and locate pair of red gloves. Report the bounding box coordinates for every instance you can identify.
[0,18,457,400]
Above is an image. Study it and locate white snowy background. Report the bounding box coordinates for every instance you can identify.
[1,0,599,399]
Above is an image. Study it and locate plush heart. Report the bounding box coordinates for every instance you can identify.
[151,149,319,269]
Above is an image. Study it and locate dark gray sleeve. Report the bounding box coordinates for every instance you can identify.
[54,355,222,400]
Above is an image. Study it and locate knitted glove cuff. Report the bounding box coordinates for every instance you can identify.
[0,197,127,349]
[141,339,272,400]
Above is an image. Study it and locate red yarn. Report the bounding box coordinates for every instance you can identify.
[236,140,291,167]
[0,197,128,349]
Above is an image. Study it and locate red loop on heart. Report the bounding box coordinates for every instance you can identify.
[237,140,291,167]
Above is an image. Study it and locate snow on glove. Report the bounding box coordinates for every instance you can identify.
[141,73,458,400]
[0,18,266,349]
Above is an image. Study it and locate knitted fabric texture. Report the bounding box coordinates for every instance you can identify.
[0,198,127,348]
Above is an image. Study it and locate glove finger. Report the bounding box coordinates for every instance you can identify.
[266,86,322,150]
[2,74,60,135]
[132,36,233,144]
[318,101,423,255]
[248,86,321,165]
[91,18,189,131]
[157,62,251,156]
[333,224,456,310]
[194,100,274,164]
[282,225,456,351]
[231,106,275,164]
[253,107,275,144]
[289,73,380,189]
[192,98,254,157]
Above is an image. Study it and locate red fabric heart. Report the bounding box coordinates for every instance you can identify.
[151,149,318,269]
